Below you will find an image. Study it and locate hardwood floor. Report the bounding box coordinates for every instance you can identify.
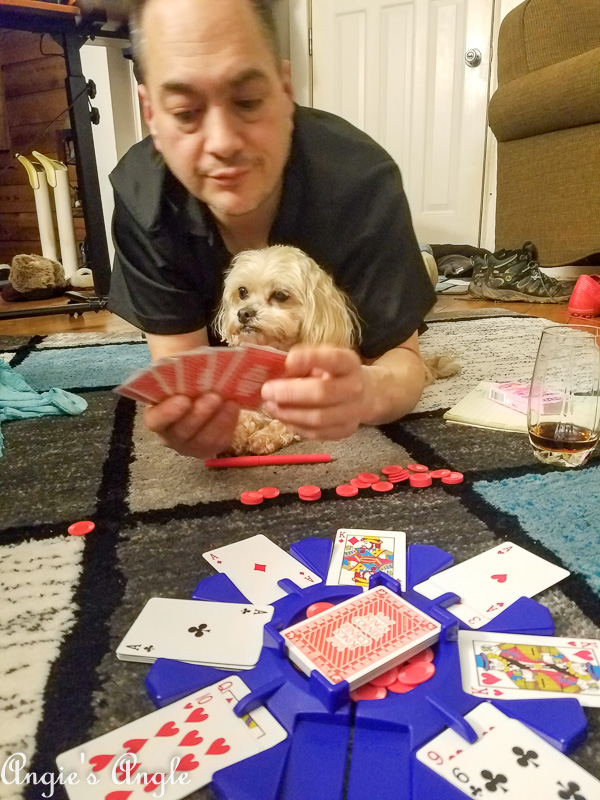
[0,294,139,336]
[0,292,581,338]
[432,293,580,325]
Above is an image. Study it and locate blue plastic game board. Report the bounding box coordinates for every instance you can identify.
[145,538,589,800]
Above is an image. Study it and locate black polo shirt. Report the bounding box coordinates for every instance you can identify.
[107,105,435,360]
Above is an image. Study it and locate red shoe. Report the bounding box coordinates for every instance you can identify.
[568,274,600,317]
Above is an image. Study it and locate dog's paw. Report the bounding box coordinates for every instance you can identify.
[245,421,298,455]
[229,410,270,455]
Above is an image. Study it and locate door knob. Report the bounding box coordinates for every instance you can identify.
[465,48,482,67]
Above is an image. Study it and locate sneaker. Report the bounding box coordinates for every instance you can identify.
[487,241,538,266]
[469,256,575,303]
[568,275,600,317]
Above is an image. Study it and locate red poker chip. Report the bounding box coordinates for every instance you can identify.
[298,484,321,497]
[408,647,435,664]
[409,473,432,488]
[68,520,95,536]
[441,471,464,484]
[259,486,280,498]
[350,684,387,702]
[357,472,380,484]
[306,601,335,618]
[369,666,399,687]
[430,469,451,479]
[381,465,404,476]
[407,463,429,473]
[240,491,264,505]
[388,470,410,483]
[396,661,436,685]
[387,679,414,694]
[336,484,359,497]
[350,478,372,489]
[298,484,321,501]
[371,481,394,493]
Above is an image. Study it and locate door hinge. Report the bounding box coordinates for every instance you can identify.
[308,26,313,56]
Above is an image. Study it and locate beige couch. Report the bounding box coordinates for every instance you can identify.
[488,0,600,266]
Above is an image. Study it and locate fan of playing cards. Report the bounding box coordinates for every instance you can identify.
[55,532,600,800]
[114,343,288,408]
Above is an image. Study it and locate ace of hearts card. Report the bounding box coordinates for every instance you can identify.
[413,542,569,628]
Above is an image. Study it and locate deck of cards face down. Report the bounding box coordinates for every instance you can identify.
[282,586,441,690]
[114,343,287,409]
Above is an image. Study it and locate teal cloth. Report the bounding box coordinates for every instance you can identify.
[0,360,87,455]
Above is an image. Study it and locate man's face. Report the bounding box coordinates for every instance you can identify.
[138,0,295,220]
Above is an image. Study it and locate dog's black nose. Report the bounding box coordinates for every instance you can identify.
[237,306,257,324]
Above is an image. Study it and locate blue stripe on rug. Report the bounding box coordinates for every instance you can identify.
[473,464,600,594]
[15,343,151,391]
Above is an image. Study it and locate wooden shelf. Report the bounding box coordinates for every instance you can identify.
[0,0,80,16]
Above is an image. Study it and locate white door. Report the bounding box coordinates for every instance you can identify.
[310,0,494,246]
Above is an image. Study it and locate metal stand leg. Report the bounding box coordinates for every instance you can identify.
[61,32,111,299]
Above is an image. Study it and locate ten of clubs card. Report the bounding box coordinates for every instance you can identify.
[203,534,322,605]
[56,675,287,800]
[282,585,441,690]
[416,702,600,798]
[326,528,407,591]
[115,598,274,669]
[458,630,600,707]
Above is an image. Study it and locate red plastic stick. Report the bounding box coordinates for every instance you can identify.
[204,453,332,468]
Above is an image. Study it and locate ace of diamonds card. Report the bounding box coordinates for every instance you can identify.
[203,534,322,605]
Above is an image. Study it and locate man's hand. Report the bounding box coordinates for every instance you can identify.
[260,345,368,440]
[260,335,426,438]
[143,393,240,459]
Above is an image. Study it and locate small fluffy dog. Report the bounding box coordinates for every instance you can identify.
[214,245,457,455]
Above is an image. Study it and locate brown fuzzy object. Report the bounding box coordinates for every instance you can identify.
[10,254,67,294]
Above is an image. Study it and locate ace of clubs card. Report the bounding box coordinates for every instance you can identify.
[115,598,274,668]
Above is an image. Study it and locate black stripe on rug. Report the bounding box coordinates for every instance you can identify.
[25,397,137,800]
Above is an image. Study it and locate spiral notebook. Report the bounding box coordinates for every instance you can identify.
[443,381,528,433]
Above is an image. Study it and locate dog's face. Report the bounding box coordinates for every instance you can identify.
[214,245,360,351]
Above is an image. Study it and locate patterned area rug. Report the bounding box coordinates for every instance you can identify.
[0,314,599,799]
